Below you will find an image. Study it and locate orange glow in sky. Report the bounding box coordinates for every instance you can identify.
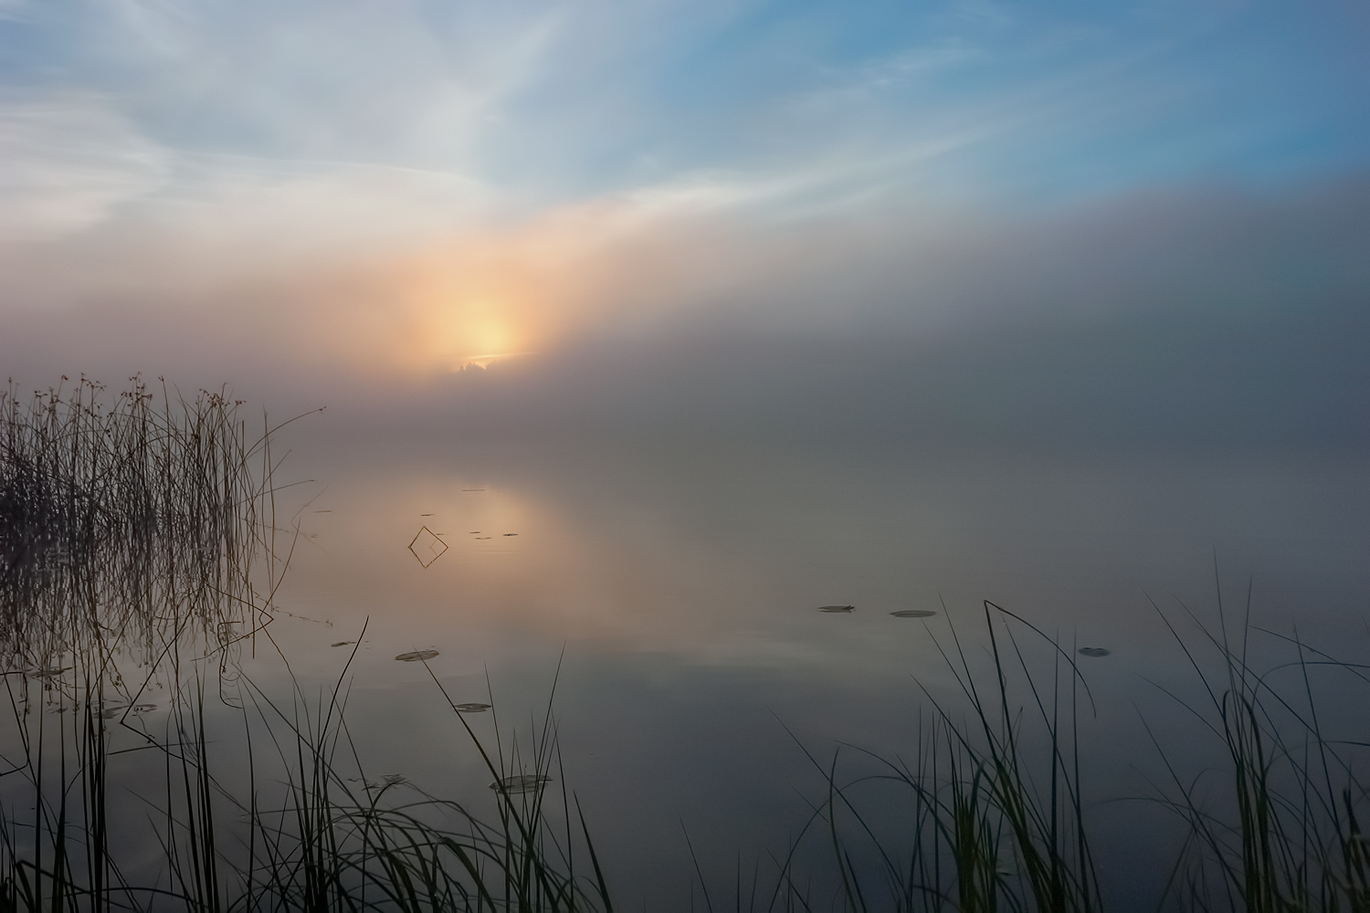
[324,197,716,377]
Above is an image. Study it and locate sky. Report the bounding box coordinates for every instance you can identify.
[1,0,1367,447]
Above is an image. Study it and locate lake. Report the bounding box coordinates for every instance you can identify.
[4,382,1369,910]
[256,422,1370,910]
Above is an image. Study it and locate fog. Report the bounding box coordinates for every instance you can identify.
[3,169,1338,454]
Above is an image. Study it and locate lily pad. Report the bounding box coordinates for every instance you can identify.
[818,605,854,613]
[890,610,937,618]
[456,702,492,713]
[490,774,552,794]
[395,650,439,663]
[1078,647,1111,657]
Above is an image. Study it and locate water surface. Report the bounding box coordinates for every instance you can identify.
[260,428,1370,908]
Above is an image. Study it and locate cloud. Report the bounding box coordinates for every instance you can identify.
[0,91,168,240]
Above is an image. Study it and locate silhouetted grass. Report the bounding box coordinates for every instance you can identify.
[762,601,1101,913]
[1143,583,1370,913]
[751,593,1370,913]
[0,635,613,911]
[0,374,290,676]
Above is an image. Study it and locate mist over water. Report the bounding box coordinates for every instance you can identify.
[250,419,1369,909]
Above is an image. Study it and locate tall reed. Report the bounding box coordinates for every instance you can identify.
[763,592,1370,913]
[1146,584,1370,912]
[769,601,1100,913]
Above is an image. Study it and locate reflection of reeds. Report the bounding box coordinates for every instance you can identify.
[0,376,279,672]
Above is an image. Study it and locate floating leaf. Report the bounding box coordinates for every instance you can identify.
[455,702,492,713]
[490,774,551,794]
[331,641,355,648]
[407,526,448,568]
[890,610,937,618]
[395,650,439,662]
[355,774,409,790]
[1078,647,1111,657]
[818,605,854,613]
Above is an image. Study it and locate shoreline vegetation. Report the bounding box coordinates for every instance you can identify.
[2,379,1367,911]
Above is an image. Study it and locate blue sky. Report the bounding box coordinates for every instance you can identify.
[4,1,1366,223]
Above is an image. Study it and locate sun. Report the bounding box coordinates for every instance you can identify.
[422,298,532,369]
[468,317,516,359]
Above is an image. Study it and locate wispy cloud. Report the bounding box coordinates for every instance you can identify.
[0,91,168,239]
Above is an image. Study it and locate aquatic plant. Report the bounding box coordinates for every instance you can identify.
[1145,585,1370,913]
[0,637,613,912]
[0,375,285,673]
[763,601,1101,913]
[752,593,1370,913]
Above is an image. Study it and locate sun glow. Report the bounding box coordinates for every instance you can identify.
[313,193,751,378]
[396,261,542,372]
[442,303,530,367]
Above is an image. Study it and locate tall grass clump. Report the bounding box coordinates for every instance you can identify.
[0,636,614,911]
[760,591,1370,913]
[767,601,1101,913]
[1146,583,1370,912]
[0,375,285,673]
[133,640,612,913]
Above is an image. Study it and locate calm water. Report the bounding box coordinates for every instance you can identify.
[245,425,1370,909]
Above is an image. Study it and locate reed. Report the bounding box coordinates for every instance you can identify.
[1144,584,1370,912]
[768,601,1101,913]
[762,593,1369,913]
[0,635,614,911]
[0,375,285,674]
